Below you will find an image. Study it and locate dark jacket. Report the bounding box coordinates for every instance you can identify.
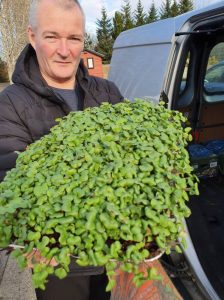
[0,44,123,181]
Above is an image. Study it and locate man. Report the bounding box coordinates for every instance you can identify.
[0,0,123,299]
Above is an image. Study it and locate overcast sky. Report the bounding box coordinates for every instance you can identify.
[80,0,221,35]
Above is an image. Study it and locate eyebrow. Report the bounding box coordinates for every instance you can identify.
[42,31,84,39]
[42,31,58,36]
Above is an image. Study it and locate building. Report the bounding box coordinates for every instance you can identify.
[81,49,104,78]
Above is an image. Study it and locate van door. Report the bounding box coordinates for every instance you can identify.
[169,22,224,300]
[170,27,224,142]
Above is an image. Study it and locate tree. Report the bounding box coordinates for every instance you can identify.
[146,2,158,23]
[121,0,134,31]
[96,7,113,63]
[0,0,30,81]
[0,57,9,82]
[179,0,193,14]
[134,0,146,27]
[84,32,96,51]
[171,0,179,17]
[112,11,124,40]
[160,0,172,19]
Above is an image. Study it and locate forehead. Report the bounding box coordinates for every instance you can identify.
[35,1,85,34]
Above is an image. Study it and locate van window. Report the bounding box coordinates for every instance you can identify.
[204,42,224,102]
[180,51,191,95]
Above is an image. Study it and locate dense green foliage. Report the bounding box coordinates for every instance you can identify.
[121,0,134,31]
[160,0,172,19]
[134,0,146,27]
[95,7,114,63]
[146,3,158,24]
[0,99,199,290]
[171,0,180,17]
[179,0,194,14]
[112,11,124,40]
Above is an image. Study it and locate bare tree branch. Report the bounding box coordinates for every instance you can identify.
[0,0,30,81]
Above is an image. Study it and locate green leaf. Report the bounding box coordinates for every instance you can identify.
[55,268,67,279]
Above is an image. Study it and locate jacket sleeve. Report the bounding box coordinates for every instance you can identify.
[0,93,32,181]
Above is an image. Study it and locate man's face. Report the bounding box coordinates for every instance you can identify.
[28,1,85,88]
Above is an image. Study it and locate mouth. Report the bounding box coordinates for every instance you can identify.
[55,61,71,65]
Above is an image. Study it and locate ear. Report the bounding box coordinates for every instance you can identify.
[27,25,36,50]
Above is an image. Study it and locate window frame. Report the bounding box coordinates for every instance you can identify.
[203,41,224,103]
[87,57,94,69]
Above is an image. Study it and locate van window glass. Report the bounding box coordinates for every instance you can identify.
[179,52,190,95]
[204,43,224,102]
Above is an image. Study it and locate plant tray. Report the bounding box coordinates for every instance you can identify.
[190,154,218,178]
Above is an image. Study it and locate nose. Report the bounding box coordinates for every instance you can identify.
[57,39,70,57]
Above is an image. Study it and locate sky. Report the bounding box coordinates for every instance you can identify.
[80,0,221,35]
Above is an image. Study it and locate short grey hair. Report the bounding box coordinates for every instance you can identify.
[29,0,85,29]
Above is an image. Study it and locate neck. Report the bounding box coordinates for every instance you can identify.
[42,74,76,89]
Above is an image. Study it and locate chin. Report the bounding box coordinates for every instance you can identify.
[54,73,74,82]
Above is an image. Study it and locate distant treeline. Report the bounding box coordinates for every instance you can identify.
[90,0,194,63]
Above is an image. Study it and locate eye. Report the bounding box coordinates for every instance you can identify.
[69,36,83,42]
[45,36,57,41]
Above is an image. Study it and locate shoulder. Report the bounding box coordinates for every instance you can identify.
[0,83,34,108]
[90,76,121,94]
[0,85,23,119]
[86,75,123,105]
[0,83,24,101]
[0,84,15,106]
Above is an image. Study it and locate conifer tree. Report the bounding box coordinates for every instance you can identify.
[160,0,172,19]
[121,0,134,30]
[179,0,194,14]
[84,33,96,51]
[96,7,113,63]
[146,1,158,23]
[134,0,146,27]
[171,0,179,17]
[112,11,124,40]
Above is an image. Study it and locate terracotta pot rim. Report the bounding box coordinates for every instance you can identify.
[8,244,164,263]
[144,250,164,262]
